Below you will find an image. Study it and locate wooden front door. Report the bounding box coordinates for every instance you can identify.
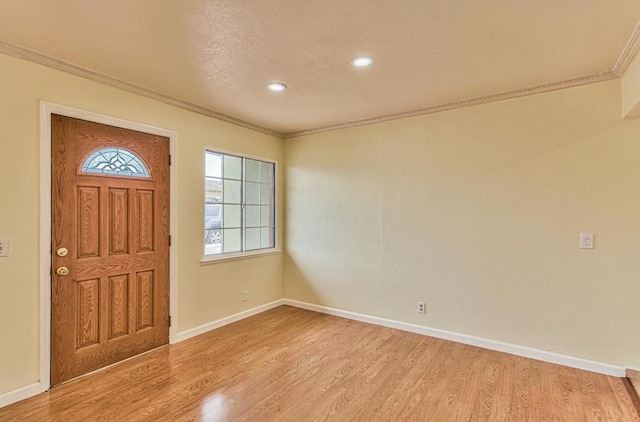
[51,115,170,385]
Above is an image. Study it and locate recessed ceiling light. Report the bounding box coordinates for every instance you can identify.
[267,82,287,92]
[351,56,374,68]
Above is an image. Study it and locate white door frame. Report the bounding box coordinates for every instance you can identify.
[39,101,179,391]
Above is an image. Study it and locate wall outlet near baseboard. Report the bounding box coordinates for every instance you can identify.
[417,301,426,314]
[242,290,249,302]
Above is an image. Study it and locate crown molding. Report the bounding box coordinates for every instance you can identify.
[0,39,623,141]
[284,71,617,139]
[0,40,282,138]
[613,20,640,77]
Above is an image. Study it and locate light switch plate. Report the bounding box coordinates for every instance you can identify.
[0,239,9,257]
[580,233,594,249]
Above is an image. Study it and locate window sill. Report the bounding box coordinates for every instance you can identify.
[200,249,282,265]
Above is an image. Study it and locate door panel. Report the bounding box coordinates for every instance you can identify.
[109,189,129,255]
[77,279,100,348]
[136,271,155,331]
[77,187,100,258]
[109,274,129,339]
[136,190,155,252]
[51,115,169,385]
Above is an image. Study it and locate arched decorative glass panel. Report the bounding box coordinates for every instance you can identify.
[81,147,150,178]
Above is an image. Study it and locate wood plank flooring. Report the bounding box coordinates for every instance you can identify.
[1,306,638,421]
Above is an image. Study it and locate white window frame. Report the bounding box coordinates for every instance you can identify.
[201,146,280,263]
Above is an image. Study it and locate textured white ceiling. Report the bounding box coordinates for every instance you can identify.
[1,1,639,135]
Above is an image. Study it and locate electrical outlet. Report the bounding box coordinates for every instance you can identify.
[242,290,249,302]
[0,239,8,257]
[417,301,426,314]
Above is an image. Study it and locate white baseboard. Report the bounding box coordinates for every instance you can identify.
[175,299,285,343]
[282,299,626,378]
[0,382,47,409]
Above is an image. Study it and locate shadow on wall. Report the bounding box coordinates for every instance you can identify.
[283,252,322,304]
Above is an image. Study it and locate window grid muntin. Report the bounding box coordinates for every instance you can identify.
[243,158,275,251]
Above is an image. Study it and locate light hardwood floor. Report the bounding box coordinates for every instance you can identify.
[1,306,638,421]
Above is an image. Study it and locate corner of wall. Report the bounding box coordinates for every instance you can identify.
[621,25,640,118]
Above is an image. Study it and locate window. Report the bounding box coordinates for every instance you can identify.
[81,147,150,178]
[204,150,275,257]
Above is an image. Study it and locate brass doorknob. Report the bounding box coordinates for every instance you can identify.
[56,266,69,276]
[56,247,69,257]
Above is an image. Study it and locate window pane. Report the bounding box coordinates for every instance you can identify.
[205,151,275,257]
[205,152,222,178]
[205,178,222,203]
[260,161,273,184]
[260,206,271,226]
[204,239,222,255]
[205,204,222,221]
[260,184,272,205]
[222,229,241,253]
[223,154,242,180]
[223,179,241,204]
[223,205,241,228]
[204,225,222,246]
[246,159,260,182]
[245,228,261,251]
[261,227,272,248]
[245,182,260,205]
[246,205,260,227]
[82,147,150,178]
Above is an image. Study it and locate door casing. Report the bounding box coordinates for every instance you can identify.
[39,101,178,390]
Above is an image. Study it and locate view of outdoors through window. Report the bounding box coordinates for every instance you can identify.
[204,151,275,256]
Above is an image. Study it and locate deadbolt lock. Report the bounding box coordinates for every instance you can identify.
[56,247,69,257]
[56,266,69,276]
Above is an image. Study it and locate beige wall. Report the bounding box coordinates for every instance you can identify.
[284,79,640,368]
[0,53,283,395]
